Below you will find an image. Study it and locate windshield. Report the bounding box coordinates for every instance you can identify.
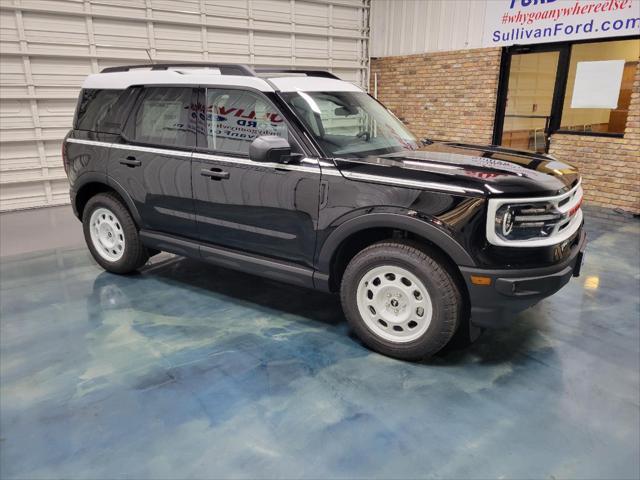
[280,91,421,158]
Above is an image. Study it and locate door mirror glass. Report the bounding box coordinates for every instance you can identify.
[249,135,292,163]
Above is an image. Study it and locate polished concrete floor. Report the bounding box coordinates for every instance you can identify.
[1,206,639,479]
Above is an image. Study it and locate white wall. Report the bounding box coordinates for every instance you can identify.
[0,0,370,211]
[370,0,486,57]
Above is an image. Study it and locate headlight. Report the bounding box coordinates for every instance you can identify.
[494,202,562,241]
[486,181,583,247]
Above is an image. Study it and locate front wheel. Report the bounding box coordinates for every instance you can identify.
[82,192,149,274]
[340,241,462,361]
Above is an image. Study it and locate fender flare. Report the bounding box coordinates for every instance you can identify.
[316,212,476,276]
[106,176,142,225]
[72,172,142,225]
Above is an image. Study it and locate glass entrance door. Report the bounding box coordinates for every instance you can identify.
[500,50,560,153]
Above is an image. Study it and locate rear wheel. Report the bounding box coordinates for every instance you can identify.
[83,192,149,274]
[340,240,462,360]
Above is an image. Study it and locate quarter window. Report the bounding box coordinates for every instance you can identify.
[75,88,138,133]
[132,88,194,147]
[205,88,289,155]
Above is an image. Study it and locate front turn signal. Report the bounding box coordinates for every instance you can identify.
[470,275,492,286]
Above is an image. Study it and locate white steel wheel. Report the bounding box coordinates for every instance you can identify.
[356,265,433,343]
[89,207,126,262]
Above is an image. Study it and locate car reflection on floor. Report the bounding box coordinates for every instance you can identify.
[0,207,638,479]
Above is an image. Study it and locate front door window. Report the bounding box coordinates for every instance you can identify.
[205,88,289,155]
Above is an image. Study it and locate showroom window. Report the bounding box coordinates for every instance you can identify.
[495,36,640,153]
[131,87,195,147]
[205,88,289,156]
[559,39,639,135]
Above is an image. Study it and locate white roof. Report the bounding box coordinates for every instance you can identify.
[81,68,363,93]
[268,76,362,92]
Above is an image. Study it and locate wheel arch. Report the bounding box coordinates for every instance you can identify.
[315,213,476,292]
[73,173,141,225]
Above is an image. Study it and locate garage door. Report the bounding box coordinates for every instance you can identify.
[0,0,370,211]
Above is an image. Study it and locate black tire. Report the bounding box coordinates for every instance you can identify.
[82,192,149,274]
[340,240,462,361]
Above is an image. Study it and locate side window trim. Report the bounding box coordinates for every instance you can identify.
[121,86,197,151]
[195,86,305,158]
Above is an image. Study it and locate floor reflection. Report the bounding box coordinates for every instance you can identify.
[1,208,638,479]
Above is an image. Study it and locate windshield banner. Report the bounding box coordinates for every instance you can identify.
[482,0,640,47]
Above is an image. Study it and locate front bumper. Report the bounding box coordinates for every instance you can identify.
[460,229,587,328]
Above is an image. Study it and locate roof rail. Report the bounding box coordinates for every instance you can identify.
[100,63,256,76]
[254,68,340,79]
[99,64,341,80]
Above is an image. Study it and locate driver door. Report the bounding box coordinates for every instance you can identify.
[191,87,321,269]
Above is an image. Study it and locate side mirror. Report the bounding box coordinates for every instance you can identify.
[249,135,292,163]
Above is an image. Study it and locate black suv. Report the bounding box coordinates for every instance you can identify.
[63,63,586,360]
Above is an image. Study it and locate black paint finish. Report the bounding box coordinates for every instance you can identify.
[65,83,586,327]
[192,157,320,267]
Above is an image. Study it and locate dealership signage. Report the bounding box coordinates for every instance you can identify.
[483,0,640,47]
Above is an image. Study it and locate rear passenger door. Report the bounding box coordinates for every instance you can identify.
[110,87,197,239]
[192,87,321,268]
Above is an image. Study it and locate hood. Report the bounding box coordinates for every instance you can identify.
[334,141,580,197]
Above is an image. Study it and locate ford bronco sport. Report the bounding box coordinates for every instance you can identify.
[64,63,586,360]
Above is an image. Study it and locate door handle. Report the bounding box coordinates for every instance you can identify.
[200,168,230,180]
[120,156,141,167]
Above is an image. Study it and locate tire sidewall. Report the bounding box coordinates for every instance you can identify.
[341,245,459,360]
[82,194,145,274]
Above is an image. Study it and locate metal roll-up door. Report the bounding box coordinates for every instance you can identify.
[0,0,370,211]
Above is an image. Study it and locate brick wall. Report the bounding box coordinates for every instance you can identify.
[370,47,502,145]
[371,49,640,215]
[549,62,640,215]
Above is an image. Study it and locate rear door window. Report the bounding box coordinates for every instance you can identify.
[131,87,195,147]
[205,88,290,156]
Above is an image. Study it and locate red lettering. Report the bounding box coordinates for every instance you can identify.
[218,106,236,116]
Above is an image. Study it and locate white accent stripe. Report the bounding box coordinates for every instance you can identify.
[340,171,483,195]
[192,152,319,173]
[66,138,318,172]
[319,169,343,177]
[66,138,111,148]
[66,138,483,194]
[66,138,192,157]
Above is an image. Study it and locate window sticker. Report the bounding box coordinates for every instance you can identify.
[141,100,189,136]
